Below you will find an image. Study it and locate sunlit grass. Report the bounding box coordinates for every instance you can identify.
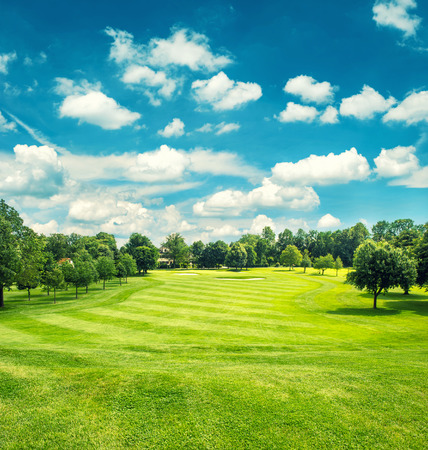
[0,268,427,448]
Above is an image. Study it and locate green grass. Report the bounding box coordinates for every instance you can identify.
[0,268,427,449]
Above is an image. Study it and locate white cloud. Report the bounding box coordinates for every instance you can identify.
[383,90,428,124]
[147,28,232,72]
[249,214,276,234]
[0,51,17,74]
[389,166,428,188]
[374,145,419,177]
[105,27,142,64]
[317,213,341,229]
[160,205,196,233]
[192,71,262,111]
[277,102,318,123]
[272,148,371,185]
[282,218,310,233]
[56,78,140,130]
[284,75,335,104]
[0,145,66,197]
[195,122,240,134]
[129,145,189,182]
[32,220,59,235]
[193,179,319,217]
[319,106,339,124]
[158,118,185,138]
[373,0,421,37]
[215,122,240,135]
[204,224,241,238]
[340,85,396,119]
[0,111,16,132]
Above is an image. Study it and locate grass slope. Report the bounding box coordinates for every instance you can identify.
[0,268,427,449]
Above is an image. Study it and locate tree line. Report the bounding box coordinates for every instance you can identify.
[1,199,427,308]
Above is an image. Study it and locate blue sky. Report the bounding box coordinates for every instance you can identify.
[0,0,427,245]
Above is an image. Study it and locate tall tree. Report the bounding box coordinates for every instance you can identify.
[225,243,247,270]
[301,249,312,273]
[119,253,137,282]
[190,240,205,268]
[347,241,402,308]
[44,265,65,303]
[16,227,46,301]
[334,256,343,276]
[244,244,257,270]
[96,257,116,290]
[280,245,302,270]
[135,246,158,275]
[0,216,20,307]
[161,233,189,268]
[122,233,153,259]
[313,254,335,275]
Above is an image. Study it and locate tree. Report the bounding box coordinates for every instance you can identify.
[45,233,69,261]
[190,240,204,267]
[161,233,189,268]
[16,227,46,301]
[334,256,343,276]
[396,251,418,295]
[135,246,158,275]
[415,225,428,288]
[96,257,116,290]
[261,226,275,245]
[44,266,65,303]
[0,217,20,307]
[116,262,127,286]
[244,244,257,270]
[119,253,137,282]
[347,241,402,309]
[225,243,247,270]
[301,250,312,273]
[60,260,75,291]
[313,254,334,275]
[122,233,153,259]
[280,245,302,270]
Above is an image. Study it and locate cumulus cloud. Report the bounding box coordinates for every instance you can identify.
[160,205,196,233]
[340,85,396,119]
[0,51,17,74]
[193,179,319,217]
[272,148,371,186]
[204,224,241,238]
[389,166,428,188]
[158,118,185,138]
[317,213,341,229]
[55,78,140,130]
[373,0,421,37]
[383,90,428,124]
[32,220,59,235]
[0,111,16,132]
[374,145,419,177]
[284,75,335,104]
[192,71,262,111]
[129,145,189,182]
[147,28,232,72]
[277,102,319,123]
[0,145,66,197]
[319,106,339,124]
[122,64,177,105]
[249,214,276,234]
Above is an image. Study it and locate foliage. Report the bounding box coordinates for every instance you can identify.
[43,266,65,303]
[280,245,302,270]
[119,253,137,281]
[161,233,189,268]
[244,244,257,269]
[313,254,334,275]
[301,249,312,273]
[225,243,247,270]
[96,257,116,290]
[334,256,343,276]
[135,246,158,275]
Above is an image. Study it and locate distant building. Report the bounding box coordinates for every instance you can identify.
[58,257,74,267]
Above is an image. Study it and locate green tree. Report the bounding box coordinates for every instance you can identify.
[96,257,116,290]
[334,256,343,276]
[313,254,334,275]
[16,227,46,301]
[60,260,75,291]
[45,233,69,261]
[0,216,20,307]
[119,253,137,282]
[116,262,127,286]
[280,245,302,270]
[225,243,247,270]
[122,233,153,259]
[190,240,205,268]
[43,266,65,303]
[415,225,428,288]
[347,241,402,309]
[244,244,257,270]
[135,246,158,275]
[161,233,189,268]
[301,249,312,273]
[396,251,418,295]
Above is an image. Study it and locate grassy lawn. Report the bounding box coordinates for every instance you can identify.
[0,268,427,449]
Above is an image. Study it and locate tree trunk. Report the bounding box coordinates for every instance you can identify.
[54,287,56,304]
[103,279,106,290]
[86,285,88,294]
[75,285,78,299]
[47,287,50,296]
[373,288,382,309]
[0,285,4,308]
[119,277,122,286]
[28,288,31,301]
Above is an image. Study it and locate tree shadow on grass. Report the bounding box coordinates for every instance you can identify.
[327,308,400,316]
[383,298,428,316]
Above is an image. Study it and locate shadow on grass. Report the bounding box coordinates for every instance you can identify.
[383,299,428,316]
[327,308,400,316]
